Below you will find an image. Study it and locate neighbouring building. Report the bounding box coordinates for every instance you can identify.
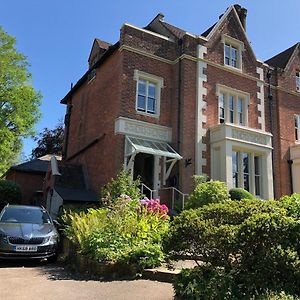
[55,4,300,204]
[5,155,61,205]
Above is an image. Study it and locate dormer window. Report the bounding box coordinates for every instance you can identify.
[222,35,244,70]
[296,72,300,92]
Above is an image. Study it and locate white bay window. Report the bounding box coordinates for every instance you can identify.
[232,150,262,197]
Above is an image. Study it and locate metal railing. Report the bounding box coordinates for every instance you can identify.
[159,187,188,210]
[140,183,156,200]
[139,184,188,211]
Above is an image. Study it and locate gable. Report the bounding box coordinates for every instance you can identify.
[205,6,257,68]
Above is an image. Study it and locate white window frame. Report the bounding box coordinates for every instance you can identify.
[232,149,262,197]
[295,115,300,142]
[133,70,164,119]
[217,85,249,126]
[296,72,300,92]
[221,35,244,70]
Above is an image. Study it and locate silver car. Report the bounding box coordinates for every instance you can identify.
[0,205,59,260]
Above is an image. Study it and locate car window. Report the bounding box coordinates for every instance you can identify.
[0,208,52,224]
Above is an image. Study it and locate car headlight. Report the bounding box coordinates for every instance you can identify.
[0,235,8,244]
[45,234,59,243]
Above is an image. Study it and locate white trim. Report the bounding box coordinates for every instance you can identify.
[134,70,164,119]
[206,5,234,40]
[222,34,244,71]
[216,84,250,127]
[210,123,274,199]
[122,23,173,41]
[256,67,265,130]
[195,45,208,175]
[115,117,172,142]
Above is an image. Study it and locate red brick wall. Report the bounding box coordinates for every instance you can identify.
[6,171,45,205]
[66,51,122,192]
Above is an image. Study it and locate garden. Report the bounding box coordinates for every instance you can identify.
[62,172,300,299]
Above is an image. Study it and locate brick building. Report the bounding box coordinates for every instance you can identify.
[58,4,300,202]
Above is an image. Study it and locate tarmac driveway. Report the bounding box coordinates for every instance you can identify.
[0,261,174,300]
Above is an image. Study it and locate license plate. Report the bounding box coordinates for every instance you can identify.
[14,245,38,252]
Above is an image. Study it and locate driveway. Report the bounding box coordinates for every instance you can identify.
[0,261,174,300]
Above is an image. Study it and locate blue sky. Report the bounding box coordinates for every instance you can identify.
[0,0,299,159]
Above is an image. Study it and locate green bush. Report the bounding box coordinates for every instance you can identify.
[174,265,234,300]
[0,180,21,208]
[63,196,169,269]
[229,187,255,201]
[165,199,300,298]
[185,180,230,209]
[101,170,143,206]
[280,193,300,219]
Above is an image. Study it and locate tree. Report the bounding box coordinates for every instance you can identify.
[0,27,41,174]
[31,122,64,159]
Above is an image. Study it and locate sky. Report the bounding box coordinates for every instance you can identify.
[0,0,299,159]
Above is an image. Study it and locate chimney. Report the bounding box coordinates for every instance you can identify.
[234,4,247,31]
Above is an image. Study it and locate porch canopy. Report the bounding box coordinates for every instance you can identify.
[124,136,182,184]
[126,136,181,159]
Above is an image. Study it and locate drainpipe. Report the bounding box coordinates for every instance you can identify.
[177,39,183,152]
[266,69,276,197]
[176,38,183,189]
[62,83,73,160]
[287,160,294,194]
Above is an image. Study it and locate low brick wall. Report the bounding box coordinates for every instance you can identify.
[61,238,138,279]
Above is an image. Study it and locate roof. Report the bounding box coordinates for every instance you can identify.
[201,22,217,37]
[95,38,111,50]
[265,43,299,69]
[55,163,86,190]
[55,186,99,203]
[161,22,186,39]
[61,42,119,104]
[10,155,62,174]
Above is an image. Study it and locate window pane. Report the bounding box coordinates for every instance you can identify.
[219,93,225,123]
[138,80,146,95]
[231,47,237,60]
[244,174,250,191]
[243,153,249,174]
[254,156,260,176]
[137,95,146,111]
[225,44,230,59]
[232,151,239,188]
[255,176,260,196]
[147,97,155,113]
[148,83,156,98]
[229,96,234,123]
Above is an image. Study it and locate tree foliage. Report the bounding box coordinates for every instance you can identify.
[0,180,21,209]
[0,27,41,174]
[31,122,64,159]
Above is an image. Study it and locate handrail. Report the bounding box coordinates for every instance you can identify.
[159,187,188,210]
[140,183,156,200]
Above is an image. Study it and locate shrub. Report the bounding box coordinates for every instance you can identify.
[229,187,255,201]
[279,193,300,219]
[164,199,300,298]
[0,180,21,208]
[185,180,230,209]
[174,265,235,300]
[101,170,143,206]
[63,196,169,269]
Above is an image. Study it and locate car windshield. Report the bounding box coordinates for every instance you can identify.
[0,207,52,224]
